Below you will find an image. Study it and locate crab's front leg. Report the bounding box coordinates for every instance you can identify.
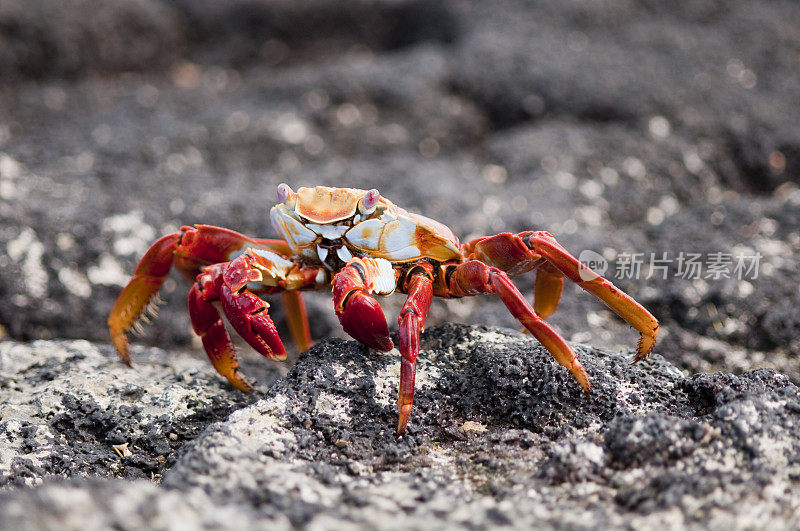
[332,258,432,434]
[332,257,397,352]
[396,266,434,435]
[108,224,299,364]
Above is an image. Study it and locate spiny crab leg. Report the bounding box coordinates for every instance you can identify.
[109,225,294,364]
[332,257,396,352]
[397,268,434,435]
[109,232,181,364]
[448,260,591,394]
[465,231,659,363]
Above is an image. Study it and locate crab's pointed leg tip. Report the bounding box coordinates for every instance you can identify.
[396,404,412,436]
[633,333,656,362]
[228,372,255,393]
[111,334,133,366]
[631,350,649,365]
[221,367,254,393]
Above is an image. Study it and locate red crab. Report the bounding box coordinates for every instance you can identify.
[109,185,658,434]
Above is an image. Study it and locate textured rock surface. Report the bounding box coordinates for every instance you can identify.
[161,325,800,528]
[1,0,799,528]
[2,325,799,529]
[0,479,281,530]
[0,339,273,487]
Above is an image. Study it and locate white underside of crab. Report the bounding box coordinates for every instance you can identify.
[270,208,317,250]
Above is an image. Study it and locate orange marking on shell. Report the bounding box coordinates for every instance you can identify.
[359,224,381,241]
[405,212,458,245]
[407,211,460,262]
[414,224,446,254]
[295,186,365,223]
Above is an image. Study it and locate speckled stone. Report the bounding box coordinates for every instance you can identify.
[0,339,271,486]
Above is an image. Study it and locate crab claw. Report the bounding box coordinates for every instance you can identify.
[220,285,287,361]
[338,291,393,351]
[332,258,395,352]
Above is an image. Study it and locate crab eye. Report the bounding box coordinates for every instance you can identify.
[277,183,294,203]
[359,189,381,214]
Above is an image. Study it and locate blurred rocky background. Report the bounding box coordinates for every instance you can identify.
[1,0,799,528]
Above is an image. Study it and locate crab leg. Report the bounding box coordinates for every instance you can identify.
[332,257,396,352]
[463,232,561,316]
[188,278,252,392]
[397,268,434,435]
[522,232,658,362]
[186,254,288,389]
[281,291,313,353]
[218,253,287,361]
[448,260,591,394]
[533,261,564,319]
[109,225,303,364]
[465,231,658,363]
[109,232,181,364]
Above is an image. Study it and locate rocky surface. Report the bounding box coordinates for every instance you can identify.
[0,479,279,530]
[0,338,275,487]
[1,0,799,528]
[1,325,799,529]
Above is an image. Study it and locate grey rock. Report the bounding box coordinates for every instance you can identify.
[159,324,800,529]
[0,327,798,529]
[0,338,273,487]
[0,479,285,530]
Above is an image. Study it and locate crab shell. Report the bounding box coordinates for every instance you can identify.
[270,186,461,264]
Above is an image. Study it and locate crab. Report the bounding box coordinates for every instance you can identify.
[109,185,658,434]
